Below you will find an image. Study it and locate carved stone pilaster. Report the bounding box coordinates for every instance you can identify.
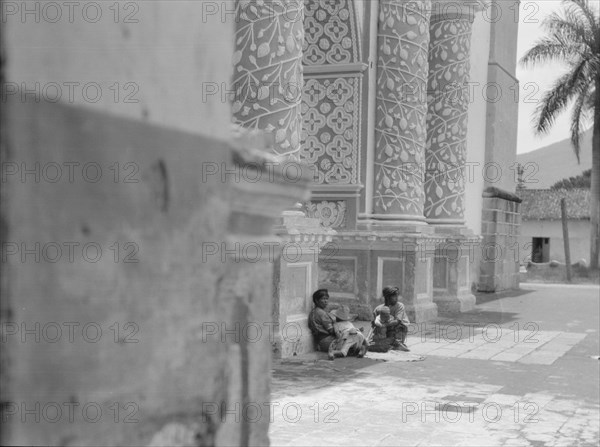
[424,1,479,224]
[232,0,304,158]
[373,0,431,222]
[272,211,335,358]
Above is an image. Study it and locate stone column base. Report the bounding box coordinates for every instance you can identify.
[271,211,335,359]
[271,314,315,359]
[432,293,475,314]
[432,234,480,314]
[405,300,439,323]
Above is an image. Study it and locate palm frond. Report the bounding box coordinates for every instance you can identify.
[588,55,600,76]
[534,58,594,134]
[520,36,587,67]
[523,0,599,168]
[565,0,600,42]
[544,10,594,49]
[569,81,593,163]
[585,84,596,109]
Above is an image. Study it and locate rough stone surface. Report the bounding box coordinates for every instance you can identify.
[0,94,311,445]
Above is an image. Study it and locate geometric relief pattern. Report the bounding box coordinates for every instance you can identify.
[306,200,347,228]
[299,76,361,184]
[303,0,360,65]
[373,0,431,218]
[424,18,473,222]
[233,0,305,157]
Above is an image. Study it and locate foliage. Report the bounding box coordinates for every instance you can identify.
[550,169,592,189]
[520,0,598,161]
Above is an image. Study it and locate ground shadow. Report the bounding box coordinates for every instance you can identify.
[436,310,522,327]
[272,354,390,397]
[272,288,541,397]
[475,287,535,305]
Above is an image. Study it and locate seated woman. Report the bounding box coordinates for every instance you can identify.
[327,306,368,360]
[308,289,336,352]
[369,286,411,352]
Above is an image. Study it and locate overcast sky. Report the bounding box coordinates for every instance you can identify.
[515,0,594,154]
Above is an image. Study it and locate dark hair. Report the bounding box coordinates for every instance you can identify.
[312,289,329,304]
[382,286,400,305]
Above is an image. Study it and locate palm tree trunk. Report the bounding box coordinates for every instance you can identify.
[590,78,600,270]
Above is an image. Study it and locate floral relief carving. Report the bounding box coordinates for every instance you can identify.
[424,17,473,222]
[299,0,362,185]
[306,201,347,228]
[232,0,305,157]
[303,0,360,66]
[299,77,360,184]
[373,0,431,218]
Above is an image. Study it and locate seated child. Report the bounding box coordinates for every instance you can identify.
[367,306,395,352]
[328,306,368,360]
[367,306,409,352]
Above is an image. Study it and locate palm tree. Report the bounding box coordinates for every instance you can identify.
[520,0,600,270]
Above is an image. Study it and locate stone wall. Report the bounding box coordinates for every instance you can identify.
[464,8,491,235]
[0,3,311,445]
[1,96,312,446]
[2,1,234,140]
[479,190,522,292]
[484,0,520,193]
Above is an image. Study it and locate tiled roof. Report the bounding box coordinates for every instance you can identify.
[518,189,591,220]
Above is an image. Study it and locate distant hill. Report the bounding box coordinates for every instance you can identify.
[516,130,593,189]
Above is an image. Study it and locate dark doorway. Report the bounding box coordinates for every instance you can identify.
[532,237,550,263]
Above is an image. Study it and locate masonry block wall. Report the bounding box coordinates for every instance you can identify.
[477,1,521,294]
[479,193,522,292]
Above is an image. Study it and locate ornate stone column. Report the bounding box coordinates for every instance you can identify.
[424,0,479,224]
[373,0,431,223]
[232,0,304,158]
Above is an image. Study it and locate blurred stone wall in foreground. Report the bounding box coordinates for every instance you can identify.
[1,1,309,445]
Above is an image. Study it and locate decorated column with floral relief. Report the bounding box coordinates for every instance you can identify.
[424,0,479,224]
[373,0,431,222]
[232,0,304,158]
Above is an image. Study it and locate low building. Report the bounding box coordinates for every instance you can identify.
[518,189,591,264]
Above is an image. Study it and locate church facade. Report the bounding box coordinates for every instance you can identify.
[231,0,522,356]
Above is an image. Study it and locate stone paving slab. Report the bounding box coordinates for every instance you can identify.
[270,285,600,446]
[407,326,586,365]
[269,367,600,447]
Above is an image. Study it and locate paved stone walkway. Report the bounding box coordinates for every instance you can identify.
[269,284,600,446]
[409,326,587,365]
[270,365,599,446]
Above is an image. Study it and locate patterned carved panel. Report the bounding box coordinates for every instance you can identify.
[416,257,429,294]
[318,258,356,295]
[233,0,305,157]
[281,264,310,315]
[299,76,361,184]
[303,0,361,65]
[373,0,430,218]
[306,200,347,228]
[424,18,473,221]
[433,256,447,288]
